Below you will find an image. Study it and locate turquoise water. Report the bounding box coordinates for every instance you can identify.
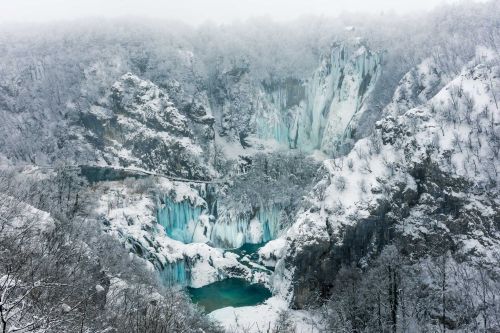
[188,278,271,313]
[229,242,265,260]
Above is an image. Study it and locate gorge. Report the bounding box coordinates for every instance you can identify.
[1,4,499,331]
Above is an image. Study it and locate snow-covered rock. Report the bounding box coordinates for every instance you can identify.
[80,73,213,179]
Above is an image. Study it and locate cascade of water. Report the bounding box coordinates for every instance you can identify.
[257,205,281,242]
[210,205,282,249]
[255,115,291,146]
[210,212,249,248]
[204,184,218,217]
[159,259,190,286]
[156,196,203,243]
[255,44,381,154]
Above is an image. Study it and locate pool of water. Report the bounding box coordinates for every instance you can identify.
[187,278,271,313]
[229,242,265,259]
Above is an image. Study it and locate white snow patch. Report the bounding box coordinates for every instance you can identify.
[210,296,322,333]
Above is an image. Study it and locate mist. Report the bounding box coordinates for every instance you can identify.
[0,0,489,25]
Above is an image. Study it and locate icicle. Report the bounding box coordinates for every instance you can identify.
[210,205,282,249]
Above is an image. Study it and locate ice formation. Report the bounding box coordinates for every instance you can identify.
[255,44,382,154]
[209,205,282,249]
[159,260,190,286]
[156,196,204,243]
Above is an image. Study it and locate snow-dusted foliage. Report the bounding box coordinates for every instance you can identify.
[0,169,223,333]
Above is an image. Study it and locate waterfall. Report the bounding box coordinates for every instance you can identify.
[159,259,190,286]
[156,195,203,243]
[257,205,281,243]
[210,212,250,248]
[155,190,282,286]
[210,205,282,249]
[254,44,381,154]
[255,112,293,147]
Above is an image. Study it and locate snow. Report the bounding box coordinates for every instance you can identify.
[210,296,322,333]
[89,105,113,120]
[247,217,264,244]
[0,193,55,232]
[258,238,286,267]
[61,304,72,313]
[476,45,498,62]
[216,132,287,160]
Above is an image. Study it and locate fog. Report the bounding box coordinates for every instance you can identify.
[0,0,489,25]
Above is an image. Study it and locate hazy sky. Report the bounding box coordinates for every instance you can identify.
[0,0,488,25]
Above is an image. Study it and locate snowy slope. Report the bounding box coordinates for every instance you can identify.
[270,50,500,307]
[79,73,213,178]
[209,296,323,333]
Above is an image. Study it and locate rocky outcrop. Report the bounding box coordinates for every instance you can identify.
[80,73,213,179]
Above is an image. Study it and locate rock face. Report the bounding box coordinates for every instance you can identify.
[272,52,500,308]
[253,44,382,154]
[210,43,382,155]
[80,73,214,179]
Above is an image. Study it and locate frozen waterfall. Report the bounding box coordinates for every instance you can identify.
[254,44,382,154]
[156,196,203,244]
[210,205,282,249]
[159,260,190,286]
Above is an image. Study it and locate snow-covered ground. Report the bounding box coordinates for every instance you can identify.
[210,296,322,333]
